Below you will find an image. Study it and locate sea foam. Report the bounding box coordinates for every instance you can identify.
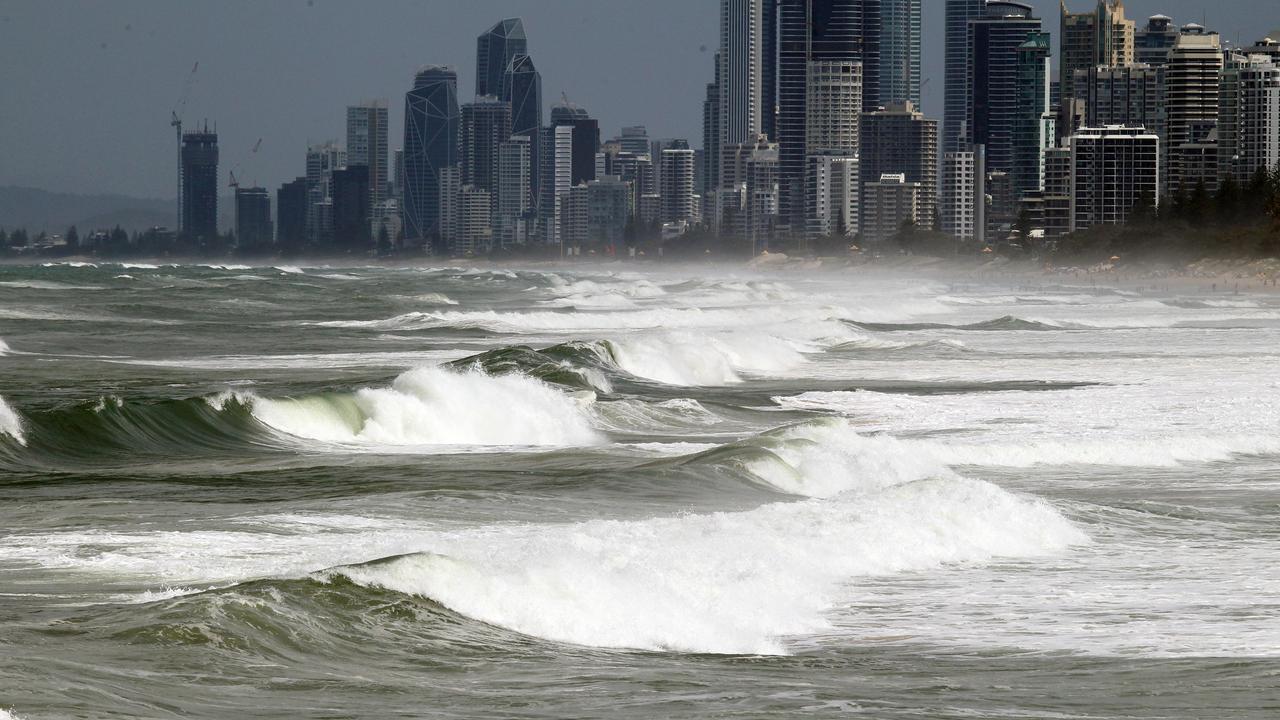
[249,366,602,449]
[332,421,1084,654]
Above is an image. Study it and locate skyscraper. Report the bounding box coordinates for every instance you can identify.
[717,0,768,192]
[305,142,345,246]
[497,135,532,246]
[234,186,272,254]
[966,1,1043,177]
[332,165,371,252]
[460,97,512,207]
[1136,14,1179,68]
[180,124,218,244]
[860,101,938,227]
[943,0,986,154]
[275,177,307,254]
[346,102,389,211]
[878,0,922,107]
[402,66,460,247]
[777,0,880,229]
[1059,1,1135,102]
[502,54,542,137]
[476,18,527,99]
[1164,25,1223,197]
[539,124,573,243]
[1218,50,1280,187]
[1013,30,1054,197]
[704,53,723,195]
[1069,125,1159,231]
[551,102,601,185]
[660,147,697,225]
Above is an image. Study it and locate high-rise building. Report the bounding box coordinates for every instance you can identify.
[305,142,345,247]
[1219,51,1280,187]
[497,135,532,247]
[559,183,590,251]
[778,0,881,228]
[1013,31,1054,198]
[860,101,938,228]
[878,0,922,107]
[703,55,723,195]
[862,173,924,244]
[476,18,527,99]
[944,0,986,154]
[966,2,1043,178]
[1078,64,1164,135]
[806,153,859,237]
[1042,146,1072,238]
[502,54,542,137]
[234,187,272,254]
[587,177,632,248]
[716,0,769,192]
[941,150,978,240]
[539,124,573,244]
[402,66,460,247]
[1069,125,1159,231]
[1135,14,1179,68]
[1165,25,1223,197]
[660,147,697,225]
[332,165,371,252]
[275,177,307,254]
[391,149,404,200]
[460,97,512,210]
[180,125,218,243]
[618,127,651,156]
[346,102,389,211]
[551,102,601,185]
[1059,1,1135,101]
[456,185,493,255]
[438,166,461,249]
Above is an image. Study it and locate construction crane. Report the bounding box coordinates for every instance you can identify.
[171,62,199,232]
[228,138,263,190]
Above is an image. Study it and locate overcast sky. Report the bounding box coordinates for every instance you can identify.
[0,1,1272,198]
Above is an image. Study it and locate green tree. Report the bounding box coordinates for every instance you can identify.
[10,228,29,247]
[0,229,7,247]
[65,225,80,251]
[1185,181,1212,227]
[376,222,392,256]
[1215,177,1241,225]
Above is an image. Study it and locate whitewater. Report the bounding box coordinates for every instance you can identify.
[1,261,1278,719]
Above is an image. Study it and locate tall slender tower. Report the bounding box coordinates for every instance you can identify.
[402,66,460,248]
[878,0,922,107]
[460,97,512,208]
[180,124,218,243]
[1164,25,1223,196]
[476,19,527,99]
[943,0,986,154]
[719,0,767,154]
[346,102,389,211]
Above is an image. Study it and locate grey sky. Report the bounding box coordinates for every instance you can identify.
[0,1,1272,198]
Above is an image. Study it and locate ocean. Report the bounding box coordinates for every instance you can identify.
[1,261,1277,718]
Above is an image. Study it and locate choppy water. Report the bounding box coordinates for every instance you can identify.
[2,261,1278,719]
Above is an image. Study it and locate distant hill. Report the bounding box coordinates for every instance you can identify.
[0,186,235,235]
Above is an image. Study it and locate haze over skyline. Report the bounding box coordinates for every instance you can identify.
[0,0,1271,199]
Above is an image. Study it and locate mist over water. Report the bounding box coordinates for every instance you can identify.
[2,261,1278,718]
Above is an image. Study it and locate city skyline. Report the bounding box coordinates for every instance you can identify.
[0,0,1271,199]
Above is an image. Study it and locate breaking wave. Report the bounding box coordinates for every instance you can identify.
[326,419,1084,654]
[247,366,602,449]
[0,395,25,446]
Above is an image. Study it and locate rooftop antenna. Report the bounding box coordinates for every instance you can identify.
[170,61,199,233]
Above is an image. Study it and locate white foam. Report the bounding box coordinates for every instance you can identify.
[120,262,160,269]
[0,395,25,446]
[249,366,602,449]
[606,331,809,386]
[275,265,304,274]
[334,474,1082,654]
[0,280,104,290]
[1,708,27,720]
[0,338,9,356]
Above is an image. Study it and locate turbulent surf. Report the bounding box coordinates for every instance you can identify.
[2,261,1278,719]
